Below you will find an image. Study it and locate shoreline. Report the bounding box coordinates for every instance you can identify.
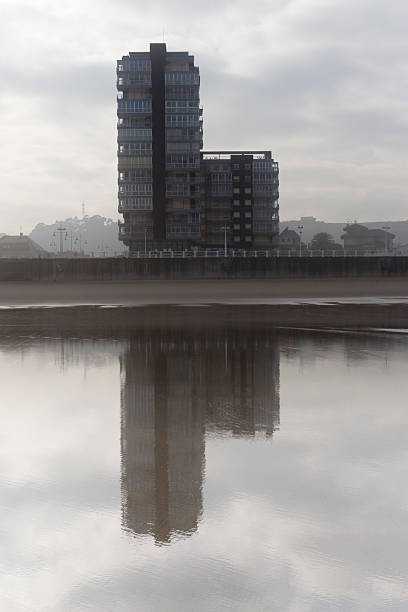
[0,278,407,332]
[0,277,408,307]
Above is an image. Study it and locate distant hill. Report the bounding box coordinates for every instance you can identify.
[30,215,126,256]
[280,217,408,248]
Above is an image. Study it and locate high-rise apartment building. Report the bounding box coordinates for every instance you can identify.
[117,44,279,253]
[117,43,202,254]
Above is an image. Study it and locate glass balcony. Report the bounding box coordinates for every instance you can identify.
[165,176,201,185]
[166,163,200,170]
[166,224,200,238]
[208,184,233,195]
[118,200,153,212]
[166,186,191,197]
[117,100,152,115]
[165,116,201,127]
[165,92,200,101]
[119,221,153,239]
[117,74,152,88]
[117,128,152,142]
[165,72,200,84]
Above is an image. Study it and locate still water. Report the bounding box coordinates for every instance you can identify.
[0,308,407,611]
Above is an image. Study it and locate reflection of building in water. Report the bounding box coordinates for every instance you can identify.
[120,328,280,544]
[120,343,204,544]
[204,331,280,437]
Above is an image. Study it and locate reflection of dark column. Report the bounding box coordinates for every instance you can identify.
[154,354,170,544]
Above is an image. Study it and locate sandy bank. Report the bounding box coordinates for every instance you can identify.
[0,277,408,307]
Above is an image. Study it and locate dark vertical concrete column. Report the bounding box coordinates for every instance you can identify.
[150,43,167,243]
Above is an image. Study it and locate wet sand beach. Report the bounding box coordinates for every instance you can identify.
[0,277,408,307]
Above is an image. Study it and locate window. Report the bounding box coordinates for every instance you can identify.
[245,223,251,229]
[245,236,252,242]
[233,188,240,194]
[244,199,251,206]
[233,212,240,218]
[233,199,240,205]
[244,163,251,169]
[211,172,232,183]
[118,63,124,71]
[233,175,239,181]
[117,99,152,113]
[245,175,251,181]
[233,236,240,242]
[119,142,152,155]
[244,187,251,194]
[233,224,240,230]
[232,163,239,169]
[245,212,252,218]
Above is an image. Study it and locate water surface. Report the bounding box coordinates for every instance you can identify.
[0,308,407,611]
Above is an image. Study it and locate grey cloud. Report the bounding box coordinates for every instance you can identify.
[1,0,408,230]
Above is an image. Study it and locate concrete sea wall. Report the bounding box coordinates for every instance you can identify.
[0,256,408,281]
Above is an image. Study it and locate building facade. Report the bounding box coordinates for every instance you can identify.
[117,43,202,254]
[117,44,279,253]
[341,224,395,253]
[201,151,279,249]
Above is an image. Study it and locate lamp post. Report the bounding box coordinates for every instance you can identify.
[382,226,390,254]
[54,226,67,255]
[298,225,304,257]
[144,227,148,255]
[221,224,229,257]
[74,235,83,254]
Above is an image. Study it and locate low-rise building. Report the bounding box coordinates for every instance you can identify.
[341,224,395,252]
[0,234,49,258]
[279,227,301,251]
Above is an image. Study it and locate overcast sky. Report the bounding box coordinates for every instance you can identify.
[1,0,407,233]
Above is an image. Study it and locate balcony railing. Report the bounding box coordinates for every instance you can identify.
[165,106,200,114]
[118,202,153,212]
[117,78,152,89]
[205,202,232,210]
[119,222,153,238]
[166,187,191,197]
[165,72,200,84]
[208,185,233,195]
[117,128,152,141]
[165,93,200,101]
[166,162,200,170]
[166,132,202,142]
[117,100,152,115]
[166,224,200,237]
[165,117,201,127]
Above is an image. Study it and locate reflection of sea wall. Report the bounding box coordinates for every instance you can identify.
[120,328,280,543]
[0,336,127,371]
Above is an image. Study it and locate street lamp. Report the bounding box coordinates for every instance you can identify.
[54,226,67,255]
[221,224,229,257]
[298,225,304,257]
[382,226,390,254]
